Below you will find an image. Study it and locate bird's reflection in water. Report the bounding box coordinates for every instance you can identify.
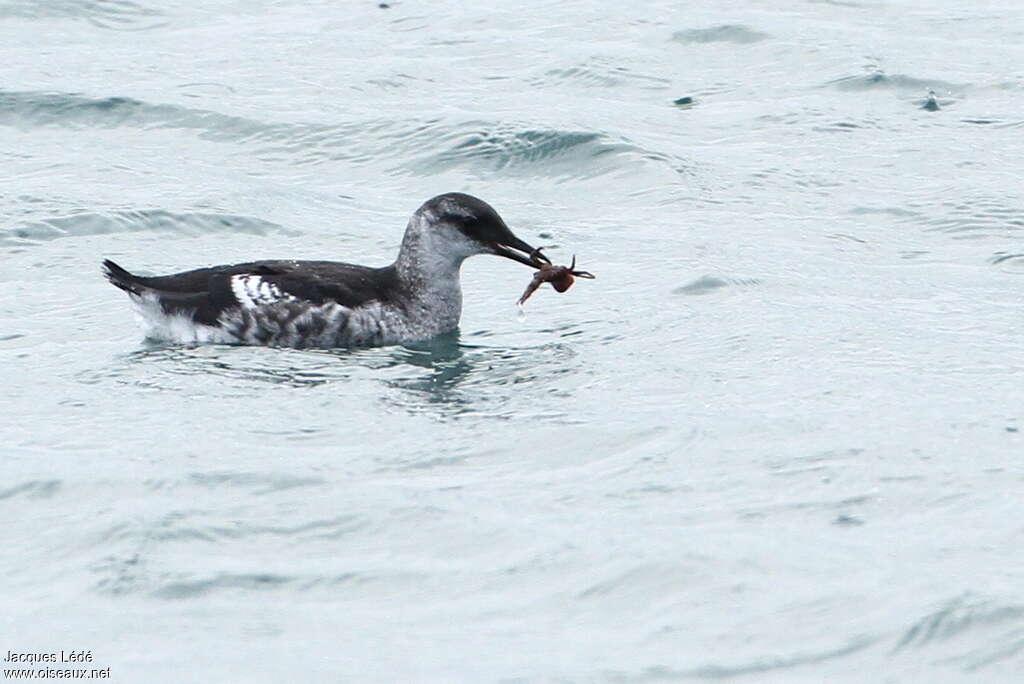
[384,330,478,405]
[121,331,476,393]
[118,330,574,418]
[123,342,357,388]
[382,330,579,418]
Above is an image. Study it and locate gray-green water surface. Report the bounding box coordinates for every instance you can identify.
[2,1,1024,681]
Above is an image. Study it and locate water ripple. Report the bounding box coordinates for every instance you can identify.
[892,596,1024,672]
[529,59,671,91]
[186,471,327,495]
[400,124,666,180]
[0,479,61,500]
[851,196,1024,245]
[0,90,683,180]
[920,196,1024,237]
[990,252,1024,269]
[154,573,295,599]
[0,209,293,245]
[0,90,282,137]
[608,637,876,681]
[0,0,167,30]
[825,65,964,93]
[672,275,760,296]
[671,25,769,45]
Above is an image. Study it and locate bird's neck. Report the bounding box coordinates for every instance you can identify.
[392,221,465,328]
[394,218,465,287]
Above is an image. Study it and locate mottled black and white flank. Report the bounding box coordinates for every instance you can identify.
[104,193,548,347]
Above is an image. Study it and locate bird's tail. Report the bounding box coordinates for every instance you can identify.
[102,259,145,295]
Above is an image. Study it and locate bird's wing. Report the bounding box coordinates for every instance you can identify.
[112,260,400,326]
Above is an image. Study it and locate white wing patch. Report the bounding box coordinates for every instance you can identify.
[230,274,297,309]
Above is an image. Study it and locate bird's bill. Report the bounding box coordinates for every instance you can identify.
[489,234,550,268]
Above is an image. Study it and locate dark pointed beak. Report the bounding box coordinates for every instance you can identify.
[489,234,550,269]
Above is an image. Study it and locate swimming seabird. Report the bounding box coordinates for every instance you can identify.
[103,192,551,347]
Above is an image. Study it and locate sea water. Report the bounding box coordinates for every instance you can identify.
[2,1,1023,681]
